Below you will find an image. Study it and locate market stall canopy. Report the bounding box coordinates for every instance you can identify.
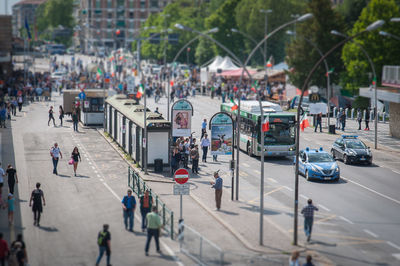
[218,56,239,70]
[216,68,257,78]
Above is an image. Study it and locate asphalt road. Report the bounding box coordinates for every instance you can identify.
[143,93,400,266]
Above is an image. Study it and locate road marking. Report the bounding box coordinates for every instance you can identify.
[392,170,400,175]
[300,194,309,200]
[392,253,400,260]
[253,169,261,174]
[363,229,378,238]
[242,163,250,167]
[283,185,293,192]
[318,204,331,212]
[99,178,104,181]
[94,170,98,173]
[342,176,400,205]
[339,216,354,224]
[267,178,278,183]
[97,174,101,178]
[88,161,92,165]
[91,166,95,170]
[239,171,248,177]
[387,241,400,250]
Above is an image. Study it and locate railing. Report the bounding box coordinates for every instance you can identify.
[128,166,174,239]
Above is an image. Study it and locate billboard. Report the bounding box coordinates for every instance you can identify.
[172,100,193,137]
[210,113,233,155]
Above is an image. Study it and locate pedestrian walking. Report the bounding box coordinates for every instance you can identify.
[71,147,81,176]
[289,250,300,266]
[145,206,162,256]
[314,113,322,132]
[0,233,9,266]
[357,109,362,130]
[95,224,111,266]
[139,190,153,232]
[7,193,14,225]
[190,144,199,174]
[50,143,62,175]
[59,105,64,126]
[201,134,210,162]
[201,119,207,139]
[72,109,79,132]
[6,164,18,195]
[340,110,346,131]
[210,171,223,210]
[29,182,45,227]
[0,105,6,128]
[121,189,136,231]
[48,106,56,126]
[10,234,27,266]
[0,163,5,193]
[303,255,314,266]
[301,199,318,242]
[335,108,341,129]
[365,108,370,130]
[17,95,23,112]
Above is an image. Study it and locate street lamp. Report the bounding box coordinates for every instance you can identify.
[331,29,378,149]
[292,19,385,246]
[379,31,400,41]
[260,9,272,65]
[390,18,400,22]
[231,28,266,61]
[286,30,332,127]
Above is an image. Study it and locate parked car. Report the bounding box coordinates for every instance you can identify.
[331,135,372,165]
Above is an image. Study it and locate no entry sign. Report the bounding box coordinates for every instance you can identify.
[174,168,189,184]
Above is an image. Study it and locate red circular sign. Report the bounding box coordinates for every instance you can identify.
[174,168,189,184]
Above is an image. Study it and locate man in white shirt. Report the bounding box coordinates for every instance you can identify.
[50,143,63,175]
[200,134,211,163]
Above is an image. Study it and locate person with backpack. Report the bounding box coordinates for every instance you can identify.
[29,182,46,227]
[139,190,153,232]
[121,189,136,232]
[95,224,111,266]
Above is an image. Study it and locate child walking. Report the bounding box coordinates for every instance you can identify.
[8,193,14,225]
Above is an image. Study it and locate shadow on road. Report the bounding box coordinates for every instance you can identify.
[240,205,281,216]
[217,209,238,216]
[58,174,71,178]
[38,225,59,232]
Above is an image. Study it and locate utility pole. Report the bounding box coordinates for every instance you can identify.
[260,9,272,65]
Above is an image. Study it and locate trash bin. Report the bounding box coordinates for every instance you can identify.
[154,159,163,172]
[329,124,336,134]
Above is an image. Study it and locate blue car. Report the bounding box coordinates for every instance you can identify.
[297,147,340,181]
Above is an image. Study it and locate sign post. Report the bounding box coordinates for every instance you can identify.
[174,168,189,220]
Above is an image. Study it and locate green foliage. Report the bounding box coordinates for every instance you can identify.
[352,96,370,110]
[342,0,400,89]
[336,0,369,29]
[195,38,217,65]
[286,0,346,90]
[36,0,75,45]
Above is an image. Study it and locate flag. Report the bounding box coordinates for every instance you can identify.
[266,60,272,68]
[251,80,258,93]
[262,116,269,132]
[96,68,102,80]
[251,87,257,93]
[372,76,377,85]
[300,113,310,132]
[136,84,144,99]
[230,98,238,111]
[24,17,32,40]
[325,67,334,77]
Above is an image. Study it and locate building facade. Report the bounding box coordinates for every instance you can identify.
[0,15,13,88]
[12,0,47,38]
[77,0,172,53]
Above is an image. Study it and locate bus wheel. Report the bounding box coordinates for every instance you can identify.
[247,143,253,157]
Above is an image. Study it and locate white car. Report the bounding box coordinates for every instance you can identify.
[51,71,67,81]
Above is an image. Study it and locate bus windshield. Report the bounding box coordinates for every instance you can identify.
[258,122,295,145]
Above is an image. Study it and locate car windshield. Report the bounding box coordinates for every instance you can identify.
[345,140,366,149]
[308,153,334,163]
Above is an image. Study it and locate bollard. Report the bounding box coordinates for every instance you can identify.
[370,110,374,121]
[351,108,354,120]
[171,211,174,239]
[363,109,366,120]
[163,204,166,225]
[345,108,349,119]
[128,167,131,187]
[333,107,337,118]
[383,112,386,123]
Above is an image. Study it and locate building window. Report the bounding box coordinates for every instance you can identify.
[140,12,147,19]
[150,0,158,8]
[129,0,134,8]
[107,0,112,8]
[95,0,101,8]
[140,0,146,8]
[108,12,113,19]
[107,21,113,29]
[129,12,134,19]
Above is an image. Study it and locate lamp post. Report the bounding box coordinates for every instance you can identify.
[292,20,385,245]
[286,30,332,127]
[260,9,272,65]
[331,30,378,149]
[379,31,400,41]
[161,13,171,104]
[231,28,266,62]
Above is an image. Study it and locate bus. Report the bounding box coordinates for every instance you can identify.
[221,101,296,157]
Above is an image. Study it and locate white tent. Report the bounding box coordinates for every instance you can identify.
[219,56,239,70]
[201,56,240,84]
[204,56,224,72]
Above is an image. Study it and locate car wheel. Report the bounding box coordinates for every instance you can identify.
[306,170,311,181]
[343,155,349,164]
[331,149,336,159]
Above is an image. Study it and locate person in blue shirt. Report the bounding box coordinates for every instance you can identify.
[201,119,207,139]
[121,189,136,231]
[210,171,223,210]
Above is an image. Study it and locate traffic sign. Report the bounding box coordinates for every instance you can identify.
[174,168,189,184]
[173,184,190,195]
[78,91,86,100]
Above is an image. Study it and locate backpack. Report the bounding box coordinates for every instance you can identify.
[97,231,108,246]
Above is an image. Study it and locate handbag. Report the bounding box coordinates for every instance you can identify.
[68,158,74,165]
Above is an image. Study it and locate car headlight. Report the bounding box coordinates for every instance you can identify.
[335,167,340,172]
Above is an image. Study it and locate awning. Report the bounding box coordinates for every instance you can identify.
[216,68,257,78]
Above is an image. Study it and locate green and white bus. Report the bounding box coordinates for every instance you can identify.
[221,101,296,157]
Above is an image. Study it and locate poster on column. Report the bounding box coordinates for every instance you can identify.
[210,113,233,155]
[172,100,193,137]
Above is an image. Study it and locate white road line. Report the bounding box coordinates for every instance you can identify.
[253,169,261,174]
[283,186,293,192]
[88,161,92,165]
[94,170,98,173]
[392,170,400,175]
[387,241,400,250]
[91,166,95,170]
[392,253,400,260]
[102,182,122,201]
[300,194,309,200]
[99,178,104,181]
[339,216,354,224]
[242,163,250,167]
[341,176,400,205]
[267,178,278,183]
[363,229,378,238]
[318,204,331,212]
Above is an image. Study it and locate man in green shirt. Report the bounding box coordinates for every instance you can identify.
[145,206,162,256]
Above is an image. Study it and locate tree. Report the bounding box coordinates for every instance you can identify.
[337,0,369,29]
[342,0,400,90]
[286,0,346,90]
